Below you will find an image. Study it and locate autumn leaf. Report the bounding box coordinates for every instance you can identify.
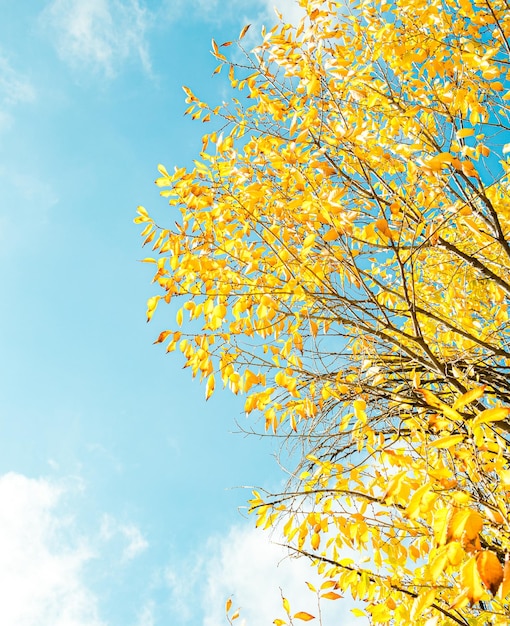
[321,591,342,600]
[459,557,486,604]
[472,406,510,426]
[282,597,290,615]
[448,510,483,547]
[476,551,503,595]
[498,558,510,599]
[239,24,251,40]
[293,612,315,621]
[452,386,486,410]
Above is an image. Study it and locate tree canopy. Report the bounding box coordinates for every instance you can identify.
[136,0,510,623]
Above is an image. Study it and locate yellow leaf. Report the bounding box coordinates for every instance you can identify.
[211,38,226,61]
[303,233,316,248]
[429,549,449,581]
[448,510,483,545]
[157,163,170,177]
[146,296,160,322]
[460,556,486,604]
[452,386,486,410]
[430,434,464,449]
[456,128,475,139]
[404,483,432,520]
[226,599,232,613]
[293,612,315,621]
[282,597,290,615]
[447,541,464,566]
[205,374,215,400]
[411,589,436,620]
[473,406,510,426]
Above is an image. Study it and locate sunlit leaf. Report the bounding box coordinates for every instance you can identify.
[293,612,315,621]
[476,551,504,595]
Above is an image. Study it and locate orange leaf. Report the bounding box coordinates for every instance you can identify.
[153,330,171,344]
[294,612,315,621]
[239,24,251,40]
[320,580,339,589]
[323,228,340,241]
[498,558,510,599]
[477,551,503,595]
[417,388,443,409]
[321,591,342,600]
[375,218,391,237]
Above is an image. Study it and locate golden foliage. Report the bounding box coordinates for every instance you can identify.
[138,0,510,623]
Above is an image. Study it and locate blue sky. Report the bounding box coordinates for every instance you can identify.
[0,2,362,625]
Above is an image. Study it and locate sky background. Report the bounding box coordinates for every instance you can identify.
[0,2,363,625]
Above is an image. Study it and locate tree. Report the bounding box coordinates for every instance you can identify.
[136,0,510,623]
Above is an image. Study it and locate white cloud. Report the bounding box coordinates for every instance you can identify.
[0,472,105,626]
[42,0,152,78]
[100,513,149,562]
[166,522,365,626]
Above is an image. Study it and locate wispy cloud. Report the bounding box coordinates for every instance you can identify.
[0,472,105,626]
[41,0,152,78]
[100,513,149,562]
[136,601,156,626]
[166,522,363,626]
[0,54,36,131]
[259,0,306,25]
[0,56,36,105]
[161,0,304,30]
